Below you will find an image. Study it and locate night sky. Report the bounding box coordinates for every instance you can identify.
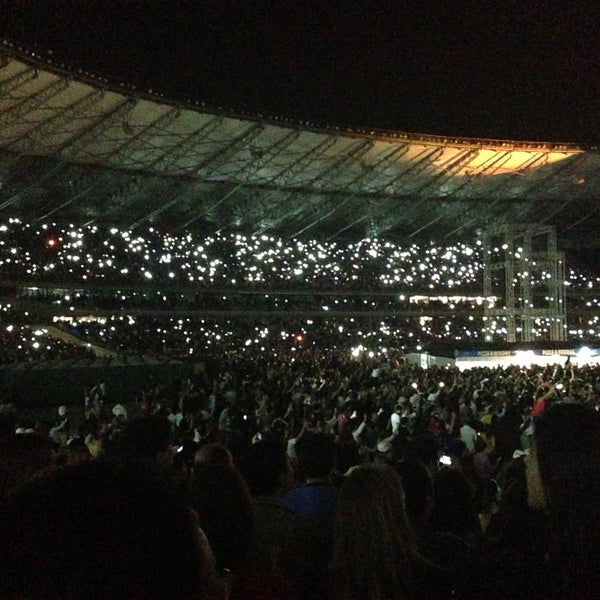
[1,0,599,143]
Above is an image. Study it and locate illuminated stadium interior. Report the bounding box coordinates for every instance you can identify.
[1,40,600,373]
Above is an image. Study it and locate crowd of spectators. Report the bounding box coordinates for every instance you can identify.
[2,218,598,299]
[45,313,486,360]
[2,219,600,366]
[0,219,483,290]
[1,347,599,598]
[0,320,96,364]
[0,219,599,596]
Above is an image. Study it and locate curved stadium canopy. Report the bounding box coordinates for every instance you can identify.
[1,40,599,248]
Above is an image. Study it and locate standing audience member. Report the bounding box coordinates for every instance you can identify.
[194,441,235,469]
[396,460,475,596]
[187,461,298,600]
[283,432,339,534]
[459,418,478,454]
[49,404,70,447]
[0,460,226,599]
[108,415,186,497]
[329,463,452,600]
[240,440,328,599]
[470,402,600,599]
[521,402,599,598]
[430,466,483,547]
[111,415,174,470]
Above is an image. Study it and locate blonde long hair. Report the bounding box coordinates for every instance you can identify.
[329,463,417,600]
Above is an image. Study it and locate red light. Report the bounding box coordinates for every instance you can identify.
[46,238,58,248]
[296,334,304,342]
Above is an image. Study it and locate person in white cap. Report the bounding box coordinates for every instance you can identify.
[112,402,128,421]
[49,405,70,446]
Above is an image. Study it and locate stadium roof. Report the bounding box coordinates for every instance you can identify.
[1,41,599,248]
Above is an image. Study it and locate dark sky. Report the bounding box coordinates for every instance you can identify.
[1,0,599,143]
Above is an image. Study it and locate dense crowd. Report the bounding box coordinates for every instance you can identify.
[0,219,485,290]
[0,320,96,364]
[0,350,598,599]
[2,219,597,296]
[1,220,600,367]
[0,219,599,597]
[0,219,596,299]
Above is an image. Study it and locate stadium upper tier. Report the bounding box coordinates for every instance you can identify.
[1,41,599,248]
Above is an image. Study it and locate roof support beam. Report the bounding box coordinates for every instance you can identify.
[289,192,357,239]
[410,148,479,197]
[105,106,181,165]
[59,97,138,158]
[29,99,141,219]
[486,152,548,198]
[307,139,374,189]
[147,115,224,174]
[195,122,264,176]
[237,129,301,183]
[173,132,303,231]
[6,88,106,154]
[130,180,208,231]
[373,146,443,194]
[348,143,410,193]
[0,64,39,94]
[0,76,69,128]
[248,134,345,234]
[449,151,512,198]
[527,153,587,200]
[271,134,339,186]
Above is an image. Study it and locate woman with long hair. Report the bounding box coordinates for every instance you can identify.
[473,401,600,599]
[329,463,451,600]
[523,401,600,598]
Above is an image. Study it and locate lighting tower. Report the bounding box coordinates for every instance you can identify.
[483,224,566,343]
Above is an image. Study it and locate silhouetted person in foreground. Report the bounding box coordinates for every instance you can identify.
[472,402,600,599]
[0,460,226,599]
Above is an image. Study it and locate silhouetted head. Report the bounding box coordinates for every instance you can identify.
[239,440,292,496]
[0,459,225,599]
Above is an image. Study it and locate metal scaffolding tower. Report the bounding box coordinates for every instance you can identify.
[483,224,566,343]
